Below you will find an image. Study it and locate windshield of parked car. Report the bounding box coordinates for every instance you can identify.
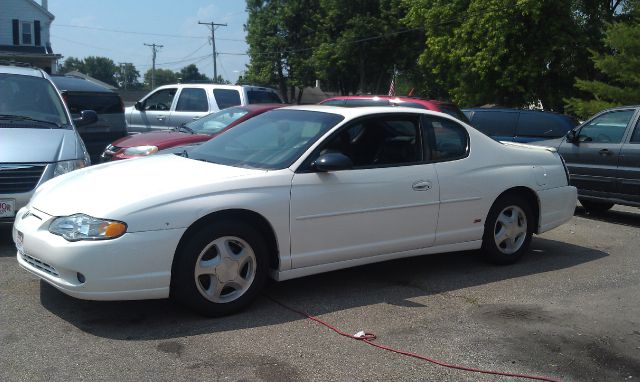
[0,74,70,128]
[185,107,250,135]
[190,109,344,169]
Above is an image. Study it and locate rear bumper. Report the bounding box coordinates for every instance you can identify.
[538,186,577,233]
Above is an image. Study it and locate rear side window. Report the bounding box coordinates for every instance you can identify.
[176,88,208,112]
[344,99,390,107]
[392,101,427,109]
[247,90,282,104]
[470,111,517,137]
[631,119,640,143]
[516,113,575,138]
[213,89,241,109]
[423,116,469,161]
[64,93,122,114]
[320,99,346,106]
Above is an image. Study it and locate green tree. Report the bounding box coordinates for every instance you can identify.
[212,75,231,85]
[143,68,178,88]
[565,6,640,118]
[59,57,85,74]
[178,64,210,83]
[115,63,141,89]
[82,56,119,86]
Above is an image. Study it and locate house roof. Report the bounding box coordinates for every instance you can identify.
[26,0,55,20]
[0,45,48,54]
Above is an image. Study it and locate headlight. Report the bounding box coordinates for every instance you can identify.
[49,214,127,241]
[54,159,87,178]
[123,145,158,156]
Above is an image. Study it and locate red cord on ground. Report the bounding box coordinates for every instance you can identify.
[266,296,562,382]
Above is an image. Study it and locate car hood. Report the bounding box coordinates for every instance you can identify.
[30,154,268,219]
[111,131,211,149]
[0,128,79,163]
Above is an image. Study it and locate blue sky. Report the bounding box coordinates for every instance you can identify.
[48,0,250,83]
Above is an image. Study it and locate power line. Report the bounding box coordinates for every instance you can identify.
[144,43,163,89]
[54,24,244,41]
[199,21,227,81]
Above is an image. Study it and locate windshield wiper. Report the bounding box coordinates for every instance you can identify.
[178,125,195,134]
[0,114,61,128]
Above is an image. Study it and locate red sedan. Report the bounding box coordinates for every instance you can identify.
[100,104,283,161]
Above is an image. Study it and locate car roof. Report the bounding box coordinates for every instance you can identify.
[281,104,459,121]
[153,83,278,92]
[323,95,450,104]
[50,75,116,93]
[0,64,46,78]
[463,107,572,117]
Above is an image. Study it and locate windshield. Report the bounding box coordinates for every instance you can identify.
[0,74,70,127]
[190,109,344,169]
[185,107,250,135]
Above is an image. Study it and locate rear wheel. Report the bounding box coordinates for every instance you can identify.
[482,195,534,265]
[579,198,614,214]
[171,221,268,317]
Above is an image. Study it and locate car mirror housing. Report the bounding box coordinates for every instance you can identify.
[73,110,98,127]
[134,101,143,111]
[311,153,353,172]
[566,129,579,144]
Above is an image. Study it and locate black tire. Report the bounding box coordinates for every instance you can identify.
[579,198,614,214]
[171,221,268,317]
[482,195,534,265]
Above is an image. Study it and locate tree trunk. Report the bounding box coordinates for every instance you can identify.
[296,87,304,104]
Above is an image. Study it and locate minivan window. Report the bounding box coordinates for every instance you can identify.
[64,93,122,114]
[213,89,242,109]
[0,73,69,127]
[247,90,283,104]
[176,88,209,112]
[517,112,575,138]
[471,111,518,137]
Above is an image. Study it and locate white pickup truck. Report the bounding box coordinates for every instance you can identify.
[125,84,283,133]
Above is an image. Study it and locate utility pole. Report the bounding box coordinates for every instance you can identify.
[144,43,163,89]
[118,62,132,90]
[198,21,227,83]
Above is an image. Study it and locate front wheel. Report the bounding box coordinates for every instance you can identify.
[482,195,534,265]
[171,221,268,317]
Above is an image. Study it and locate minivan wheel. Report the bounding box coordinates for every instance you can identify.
[579,199,614,214]
[482,195,533,265]
[171,221,268,317]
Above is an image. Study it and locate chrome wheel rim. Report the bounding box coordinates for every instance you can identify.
[194,236,256,303]
[493,205,528,255]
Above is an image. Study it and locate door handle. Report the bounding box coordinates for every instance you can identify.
[192,116,200,120]
[156,116,165,121]
[412,180,432,191]
[598,149,613,156]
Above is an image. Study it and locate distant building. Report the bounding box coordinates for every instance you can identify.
[0,0,61,73]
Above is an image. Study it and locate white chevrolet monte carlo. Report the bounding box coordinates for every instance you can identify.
[13,106,577,316]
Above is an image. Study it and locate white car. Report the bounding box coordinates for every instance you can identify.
[13,106,577,316]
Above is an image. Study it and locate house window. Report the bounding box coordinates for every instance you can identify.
[22,21,32,45]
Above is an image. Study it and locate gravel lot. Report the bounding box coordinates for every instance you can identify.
[1,205,639,381]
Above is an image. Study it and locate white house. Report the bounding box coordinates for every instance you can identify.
[0,0,61,73]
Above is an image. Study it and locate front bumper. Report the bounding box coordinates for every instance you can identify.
[13,207,187,300]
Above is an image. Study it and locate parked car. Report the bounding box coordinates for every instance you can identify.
[13,106,576,316]
[0,62,96,224]
[462,108,579,142]
[531,106,640,213]
[51,74,127,163]
[101,104,283,161]
[126,84,283,133]
[319,95,470,123]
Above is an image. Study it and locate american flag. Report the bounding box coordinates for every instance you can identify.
[388,75,396,96]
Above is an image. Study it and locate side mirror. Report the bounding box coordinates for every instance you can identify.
[566,129,579,144]
[73,110,98,127]
[134,101,143,111]
[311,153,353,172]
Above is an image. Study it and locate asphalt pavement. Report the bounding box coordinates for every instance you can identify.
[1,205,639,381]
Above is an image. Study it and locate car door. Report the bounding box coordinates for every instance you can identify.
[558,108,635,194]
[167,87,210,128]
[617,110,640,203]
[128,87,177,132]
[289,113,439,269]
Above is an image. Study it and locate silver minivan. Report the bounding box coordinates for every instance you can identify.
[125,84,283,133]
[0,63,96,223]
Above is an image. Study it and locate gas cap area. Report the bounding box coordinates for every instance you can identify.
[533,166,548,186]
